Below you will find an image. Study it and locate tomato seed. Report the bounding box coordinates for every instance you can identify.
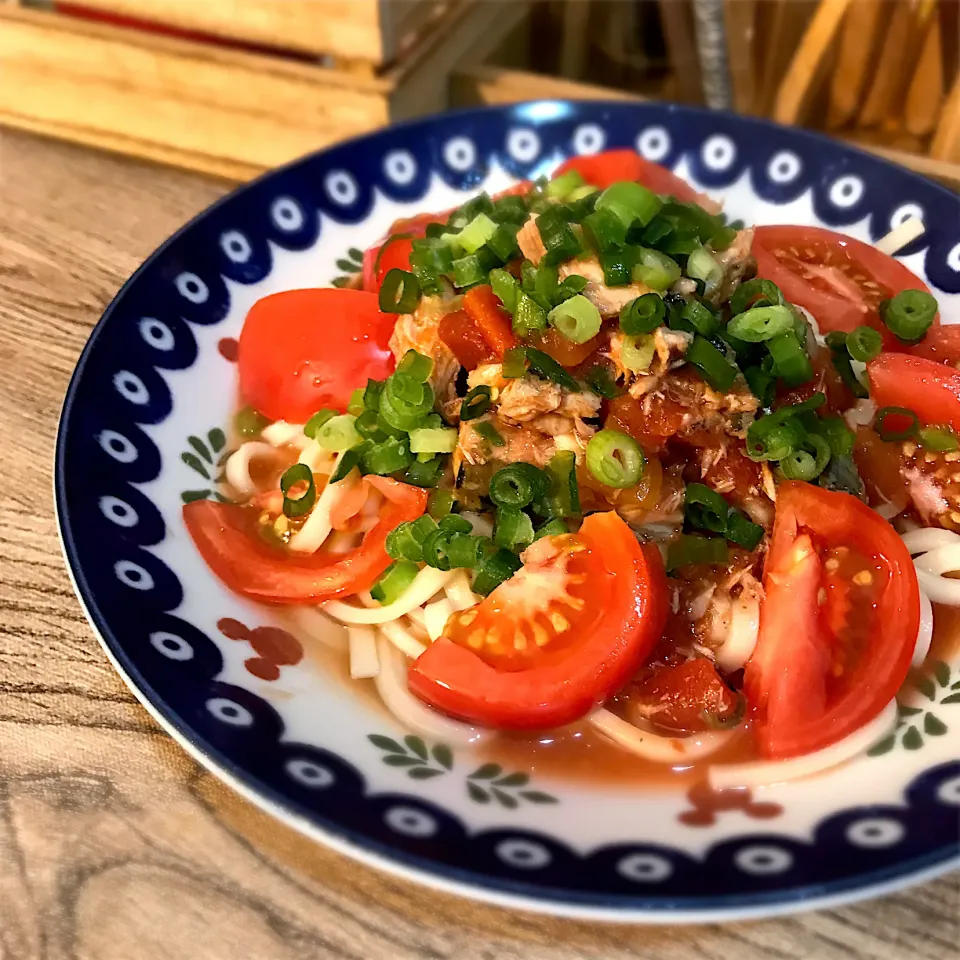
[824,558,840,573]
[853,570,873,586]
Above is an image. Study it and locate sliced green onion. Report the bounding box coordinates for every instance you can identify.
[493,507,535,551]
[632,247,681,291]
[730,278,783,315]
[528,262,559,310]
[846,325,883,362]
[582,207,629,253]
[493,194,529,223]
[315,414,361,451]
[361,436,413,475]
[446,533,485,569]
[435,514,469,536]
[472,547,522,596]
[447,193,493,230]
[555,274,588,303]
[768,331,813,387]
[621,334,657,373]
[534,518,568,540]
[396,349,433,382]
[830,350,868,399]
[825,330,848,351]
[489,463,550,509]
[725,511,764,550]
[304,408,337,440]
[380,374,435,431]
[596,181,662,227]
[881,289,938,343]
[404,456,443,487]
[452,251,493,289]
[548,294,602,343]
[585,365,622,399]
[666,534,728,572]
[489,267,520,313]
[710,225,737,251]
[330,445,365,483]
[815,416,855,457]
[363,378,384,411]
[586,429,644,489]
[567,184,598,202]
[743,364,775,405]
[539,450,581,518]
[547,168,586,199]
[379,269,421,313]
[457,213,498,254]
[235,406,270,438]
[525,347,581,391]
[919,425,958,452]
[727,305,795,343]
[599,249,636,287]
[536,206,582,266]
[684,482,729,534]
[473,421,505,447]
[421,527,453,571]
[409,426,457,454]
[514,292,548,336]
[875,406,919,442]
[427,488,455,519]
[780,433,831,481]
[682,299,720,337]
[355,409,382,440]
[486,222,521,263]
[461,385,492,421]
[687,335,738,392]
[686,246,723,295]
[280,463,317,518]
[345,389,364,417]
[370,560,418,604]
[502,345,529,379]
[620,292,665,335]
[386,520,429,562]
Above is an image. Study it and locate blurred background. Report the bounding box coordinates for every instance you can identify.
[0,0,957,189]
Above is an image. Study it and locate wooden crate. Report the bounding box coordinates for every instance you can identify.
[0,2,529,180]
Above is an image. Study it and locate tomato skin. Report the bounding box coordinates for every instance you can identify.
[867,353,960,433]
[745,482,919,759]
[606,393,686,453]
[904,325,960,366]
[238,289,395,422]
[531,327,603,368]
[362,234,416,294]
[437,309,495,370]
[553,149,701,202]
[408,512,669,730]
[753,225,938,339]
[183,478,427,604]
[461,284,520,358]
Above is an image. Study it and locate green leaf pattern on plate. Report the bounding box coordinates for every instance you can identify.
[179,427,233,504]
[332,246,365,288]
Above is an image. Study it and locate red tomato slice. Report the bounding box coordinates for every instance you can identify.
[553,149,701,202]
[753,225,938,339]
[531,327,602,368]
[437,309,495,370]
[744,482,918,759]
[183,478,427,604]
[238,288,395,423]
[904,324,960,366]
[867,353,960,433]
[461,284,520,358]
[408,512,668,730]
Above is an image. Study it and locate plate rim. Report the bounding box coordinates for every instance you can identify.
[54,99,960,922]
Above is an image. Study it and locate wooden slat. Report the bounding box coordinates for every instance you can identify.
[45,0,411,63]
[0,7,390,173]
[753,0,820,117]
[904,14,945,138]
[930,73,960,162]
[657,0,703,103]
[723,0,758,114]
[450,64,641,106]
[825,0,889,130]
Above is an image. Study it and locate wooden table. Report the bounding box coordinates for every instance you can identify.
[0,127,956,960]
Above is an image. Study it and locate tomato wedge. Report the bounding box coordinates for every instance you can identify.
[461,284,520,358]
[744,482,918,759]
[183,478,427,604]
[553,149,702,203]
[753,225,938,339]
[904,324,960,366]
[408,512,668,729]
[867,353,960,434]
[437,309,495,370]
[238,288,395,423]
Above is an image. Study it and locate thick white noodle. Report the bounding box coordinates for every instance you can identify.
[901,528,960,555]
[373,635,489,744]
[322,567,456,624]
[287,460,359,554]
[298,440,336,474]
[913,543,960,605]
[445,569,482,611]
[424,597,455,641]
[914,585,934,666]
[708,699,898,789]
[714,592,760,673]
[459,511,494,538]
[589,709,737,764]
[915,567,960,604]
[379,619,428,659]
[406,606,428,630]
[261,420,311,449]
[224,442,276,498]
[875,217,925,256]
[348,625,379,679]
[843,398,877,430]
[285,606,348,650]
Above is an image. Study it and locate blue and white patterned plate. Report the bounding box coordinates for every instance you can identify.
[55,102,960,922]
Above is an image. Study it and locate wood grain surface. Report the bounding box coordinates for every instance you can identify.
[0,127,957,960]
